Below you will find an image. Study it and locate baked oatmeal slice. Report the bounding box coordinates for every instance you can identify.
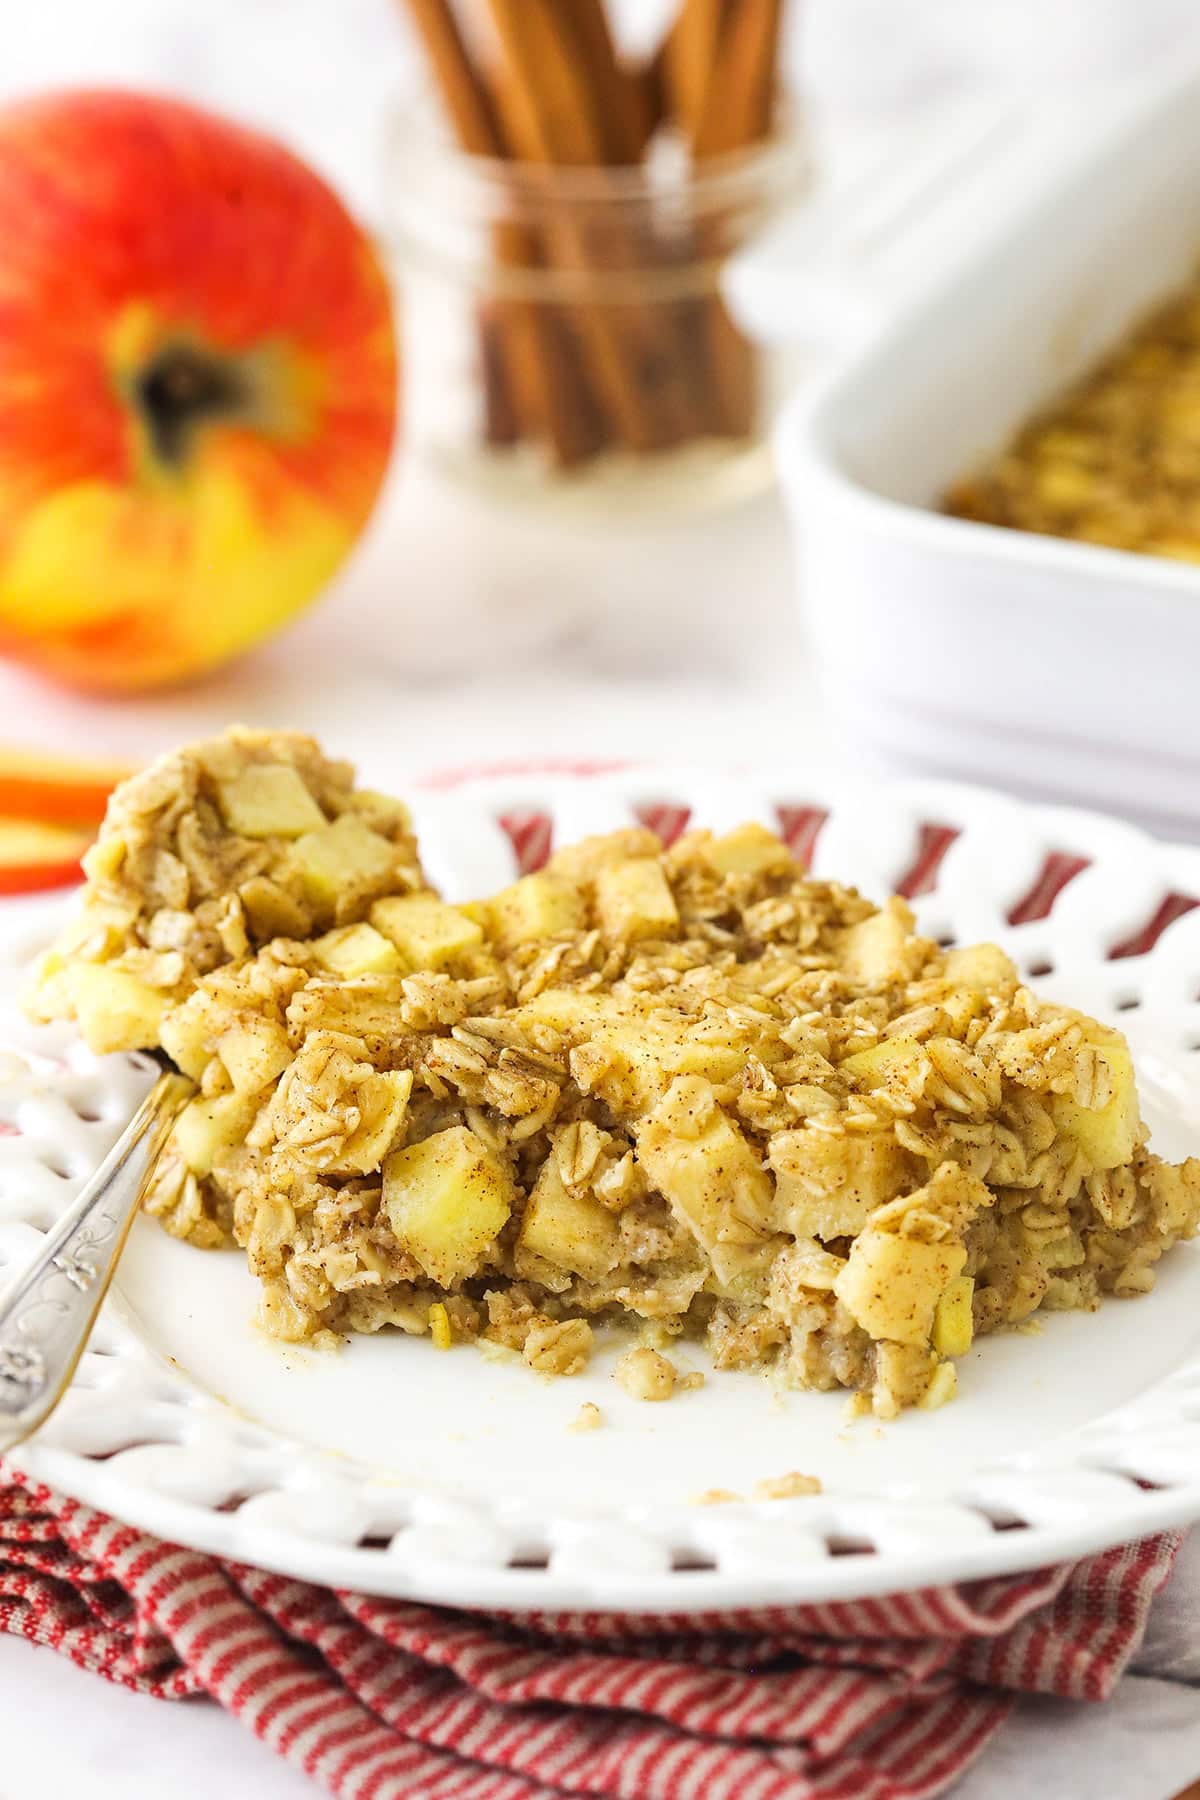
[27,726,428,1053]
[125,813,1200,1412]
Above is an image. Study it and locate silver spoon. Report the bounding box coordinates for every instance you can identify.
[0,1057,192,1453]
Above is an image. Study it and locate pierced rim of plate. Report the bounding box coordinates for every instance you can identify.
[2,765,1200,1613]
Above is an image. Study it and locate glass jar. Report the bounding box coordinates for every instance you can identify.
[384,99,809,515]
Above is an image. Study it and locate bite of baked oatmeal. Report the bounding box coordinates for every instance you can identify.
[27,726,427,1054]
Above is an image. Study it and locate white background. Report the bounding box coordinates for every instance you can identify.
[3,4,1200,1796]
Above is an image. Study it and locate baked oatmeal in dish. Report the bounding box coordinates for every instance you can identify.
[945,274,1200,561]
[30,731,1200,1417]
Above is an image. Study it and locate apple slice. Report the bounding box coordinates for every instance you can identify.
[0,747,132,826]
[0,818,94,894]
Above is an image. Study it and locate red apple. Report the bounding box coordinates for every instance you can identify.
[0,91,398,692]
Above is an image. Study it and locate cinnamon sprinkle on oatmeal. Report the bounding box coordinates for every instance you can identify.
[30,727,1200,1421]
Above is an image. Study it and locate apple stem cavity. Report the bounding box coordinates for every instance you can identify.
[0,90,397,689]
[135,342,250,464]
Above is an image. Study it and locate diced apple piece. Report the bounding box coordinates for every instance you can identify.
[942,943,1018,992]
[841,1035,923,1088]
[708,822,792,878]
[636,1077,777,1289]
[217,1017,292,1095]
[834,1229,966,1347]
[840,906,916,985]
[1052,1041,1141,1170]
[65,963,166,1053]
[258,1278,312,1342]
[370,894,483,969]
[428,1301,452,1350]
[215,763,325,838]
[312,922,401,978]
[668,1034,747,1087]
[159,989,219,1080]
[575,1020,746,1114]
[174,1091,259,1177]
[383,1125,515,1285]
[517,1155,622,1280]
[485,872,586,950]
[519,988,609,1033]
[238,875,312,941]
[329,1069,412,1175]
[519,989,747,1112]
[769,1127,914,1239]
[931,1274,975,1356]
[289,813,396,909]
[919,1362,958,1410]
[595,859,678,943]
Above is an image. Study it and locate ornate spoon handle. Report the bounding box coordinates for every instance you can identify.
[0,1069,191,1454]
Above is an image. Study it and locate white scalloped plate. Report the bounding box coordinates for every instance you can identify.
[4,767,1200,1613]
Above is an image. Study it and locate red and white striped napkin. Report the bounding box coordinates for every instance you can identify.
[0,1462,1182,1800]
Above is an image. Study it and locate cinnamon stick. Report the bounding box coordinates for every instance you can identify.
[483,0,708,452]
[692,0,784,158]
[693,284,759,440]
[401,0,605,466]
[478,302,520,444]
[562,0,648,164]
[402,0,789,469]
[404,0,499,150]
[626,50,666,157]
[688,0,786,438]
[663,0,730,142]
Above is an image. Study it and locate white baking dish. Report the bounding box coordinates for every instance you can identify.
[765,67,1200,838]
